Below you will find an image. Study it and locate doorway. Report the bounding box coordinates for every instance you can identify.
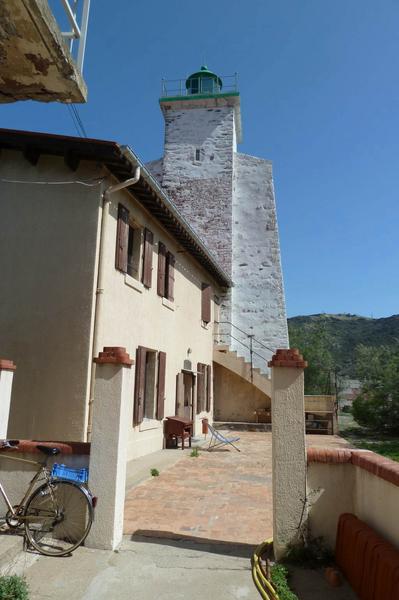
[176,371,195,420]
[183,372,194,420]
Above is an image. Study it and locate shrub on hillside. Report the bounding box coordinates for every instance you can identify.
[352,345,399,434]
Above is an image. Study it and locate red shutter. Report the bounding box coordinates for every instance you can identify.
[142,228,153,288]
[157,242,167,297]
[206,364,212,412]
[157,351,166,420]
[133,346,146,425]
[197,363,204,414]
[201,283,212,323]
[115,203,129,272]
[166,252,175,301]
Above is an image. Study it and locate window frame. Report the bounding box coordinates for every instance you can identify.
[201,283,212,324]
[126,220,142,281]
[157,242,175,302]
[134,346,166,426]
[197,363,211,414]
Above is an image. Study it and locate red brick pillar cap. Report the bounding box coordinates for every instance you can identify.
[0,359,16,372]
[268,348,308,368]
[94,347,133,367]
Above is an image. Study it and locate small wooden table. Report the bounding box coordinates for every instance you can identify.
[164,416,193,450]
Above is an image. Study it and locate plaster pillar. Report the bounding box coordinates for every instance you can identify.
[0,359,16,439]
[269,349,308,559]
[86,347,133,550]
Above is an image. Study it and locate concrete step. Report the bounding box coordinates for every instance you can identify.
[213,421,272,433]
[0,531,25,573]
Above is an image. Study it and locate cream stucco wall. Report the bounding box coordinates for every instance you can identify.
[307,463,355,548]
[0,150,221,459]
[308,462,399,550]
[0,151,102,440]
[213,363,270,422]
[271,365,307,559]
[95,186,219,460]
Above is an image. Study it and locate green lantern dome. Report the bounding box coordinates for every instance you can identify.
[185,66,223,95]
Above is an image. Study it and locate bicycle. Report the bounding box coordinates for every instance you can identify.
[0,440,95,557]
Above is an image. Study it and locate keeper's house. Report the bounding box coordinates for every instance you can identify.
[0,128,231,459]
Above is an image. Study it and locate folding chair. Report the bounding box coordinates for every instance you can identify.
[207,424,240,452]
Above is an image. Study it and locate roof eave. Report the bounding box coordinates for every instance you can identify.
[119,145,233,288]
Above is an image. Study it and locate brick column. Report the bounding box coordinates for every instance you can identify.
[268,349,308,559]
[0,359,16,439]
[86,347,133,550]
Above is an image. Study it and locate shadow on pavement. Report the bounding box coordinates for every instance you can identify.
[131,530,255,558]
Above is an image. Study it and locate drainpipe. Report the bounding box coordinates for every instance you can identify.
[86,168,141,441]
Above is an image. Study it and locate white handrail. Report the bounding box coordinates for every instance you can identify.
[59,0,91,72]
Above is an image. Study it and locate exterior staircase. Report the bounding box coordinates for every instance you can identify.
[213,344,271,398]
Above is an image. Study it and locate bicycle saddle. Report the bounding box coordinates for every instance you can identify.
[36,445,61,456]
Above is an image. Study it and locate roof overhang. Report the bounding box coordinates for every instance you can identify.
[0,0,87,103]
[0,128,232,288]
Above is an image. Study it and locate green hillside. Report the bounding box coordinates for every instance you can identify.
[288,313,399,377]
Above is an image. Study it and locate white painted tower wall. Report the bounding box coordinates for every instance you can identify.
[232,153,288,368]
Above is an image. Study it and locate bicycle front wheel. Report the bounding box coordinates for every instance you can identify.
[24,480,93,557]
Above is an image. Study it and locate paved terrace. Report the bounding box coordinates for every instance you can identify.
[124,432,351,546]
[2,432,355,600]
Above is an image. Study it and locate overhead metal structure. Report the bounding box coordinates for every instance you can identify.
[59,0,91,72]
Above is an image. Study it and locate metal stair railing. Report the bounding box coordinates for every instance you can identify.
[213,321,273,383]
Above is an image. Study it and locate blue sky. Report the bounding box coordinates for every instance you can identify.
[2,0,398,318]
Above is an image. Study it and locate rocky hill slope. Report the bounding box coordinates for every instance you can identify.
[288,313,399,376]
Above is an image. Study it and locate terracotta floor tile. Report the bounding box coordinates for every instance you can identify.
[124,431,350,546]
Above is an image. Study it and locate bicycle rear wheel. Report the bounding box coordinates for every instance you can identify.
[24,480,93,556]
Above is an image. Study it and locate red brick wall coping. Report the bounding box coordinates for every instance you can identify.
[307,447,399,487]
[94,346,134,366]
[268,348,308,368]
[0,440,90,455]
[0,359,16,372]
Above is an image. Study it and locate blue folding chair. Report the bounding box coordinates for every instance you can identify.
[207,424,240,452]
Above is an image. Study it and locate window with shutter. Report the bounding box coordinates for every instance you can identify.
[142,228,153,288]
[206,364,212,412]
[133,346,146,425]
[157,351,166,420]
[201,283,212,324]
[197,363,205,413]
[115,204,129,272]
[134,345,162,423]
[127,222,142,280]
[157,242,167,297]
[175,372,184,416]
[165,252,175,301]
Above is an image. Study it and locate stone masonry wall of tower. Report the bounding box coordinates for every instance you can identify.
[161,106,235,273]
[147,73,289,373]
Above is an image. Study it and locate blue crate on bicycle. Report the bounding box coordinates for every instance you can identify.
[51,463,89,484]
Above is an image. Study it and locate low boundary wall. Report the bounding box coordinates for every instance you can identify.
[307,448,399,549]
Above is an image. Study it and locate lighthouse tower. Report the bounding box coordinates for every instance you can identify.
[147,66,289,371]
